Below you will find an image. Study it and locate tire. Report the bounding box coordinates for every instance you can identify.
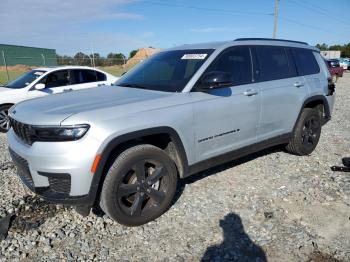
[0,105,11,133]
[100,144,178,226]
[286,108,322,156]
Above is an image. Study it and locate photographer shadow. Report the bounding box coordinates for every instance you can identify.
[201,213,267,262]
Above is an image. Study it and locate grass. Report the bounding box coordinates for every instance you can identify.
[0,70,26,85]
[0,64,138,85]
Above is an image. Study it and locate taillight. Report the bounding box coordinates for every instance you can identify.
[327,77,335,95]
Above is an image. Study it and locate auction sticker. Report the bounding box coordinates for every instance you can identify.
[181,54,207,60]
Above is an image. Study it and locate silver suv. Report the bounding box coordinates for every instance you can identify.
[7,38,335,226]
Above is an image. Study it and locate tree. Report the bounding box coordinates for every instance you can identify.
[315,43,328,51]
[315,43,350,58]
[129,50,138,59]
[107,53,126,65]
[74,52,91,66]
[57,54,73,65]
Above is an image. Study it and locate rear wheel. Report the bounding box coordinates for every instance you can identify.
[100,144,178,226]
[286,108,321,156]
[0,105,11,133]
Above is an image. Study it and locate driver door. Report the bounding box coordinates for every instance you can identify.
[27,70,71,99]
[191,46,260,162]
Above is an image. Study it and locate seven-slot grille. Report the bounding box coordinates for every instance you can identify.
[9,118,34,145]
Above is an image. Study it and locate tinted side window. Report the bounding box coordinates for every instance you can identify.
[205,46,252,85]
[44,70,70,88]
[96,71,107,81]
[256,46,296,81]
[74,70,106,84]
[292,48,320,75]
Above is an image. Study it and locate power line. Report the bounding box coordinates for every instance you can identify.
[139,0,347,38]
[139,0,270,16]
[279,16,345,37]
[288,0,350,26]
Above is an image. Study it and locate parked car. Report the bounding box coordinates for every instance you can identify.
[325,59,344,82]
[339,58,350,70]
[7,38,335,226]
[0,66,118,132]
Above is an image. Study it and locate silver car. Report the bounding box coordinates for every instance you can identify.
[7,38,335,226]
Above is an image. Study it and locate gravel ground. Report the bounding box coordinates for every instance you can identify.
[0,73,349,261]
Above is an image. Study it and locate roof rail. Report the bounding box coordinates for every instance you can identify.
[234,38,308,45]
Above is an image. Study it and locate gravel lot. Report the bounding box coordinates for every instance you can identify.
[1,73,349,261]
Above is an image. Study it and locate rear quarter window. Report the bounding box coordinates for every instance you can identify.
[292,48,320,76]
[256,46,297,81]
[73,70,106,84]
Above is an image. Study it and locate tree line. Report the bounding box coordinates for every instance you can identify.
[315,43,350,57]
[57,50,138,66]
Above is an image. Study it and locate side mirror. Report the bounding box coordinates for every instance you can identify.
[34,83,46,90]
[197,71,233,91]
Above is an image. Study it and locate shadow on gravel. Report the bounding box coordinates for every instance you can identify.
[201,213,267,261]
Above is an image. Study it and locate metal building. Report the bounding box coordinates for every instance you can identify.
[320,50,341,59]
[0,44,57,67]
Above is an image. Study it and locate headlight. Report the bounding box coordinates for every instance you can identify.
[33,124,90,142]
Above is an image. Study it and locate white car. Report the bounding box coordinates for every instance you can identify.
[0,66,118,132]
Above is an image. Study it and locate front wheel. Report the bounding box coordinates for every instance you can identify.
[100,144,178,226]
[0,105,11,133]
[286,108,322,156]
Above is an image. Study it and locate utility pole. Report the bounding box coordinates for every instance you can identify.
[273,0,279,39]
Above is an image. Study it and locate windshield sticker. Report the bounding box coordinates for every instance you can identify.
[181,54,207,60]
[34,71,44,76]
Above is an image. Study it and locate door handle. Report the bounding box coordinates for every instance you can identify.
[64,88,73,92]
[243,89,258,96]
[294,82,304,88]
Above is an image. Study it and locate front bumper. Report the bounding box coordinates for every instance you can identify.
[7,129,101,206]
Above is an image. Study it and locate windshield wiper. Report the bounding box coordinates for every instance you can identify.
[119,83,149,90]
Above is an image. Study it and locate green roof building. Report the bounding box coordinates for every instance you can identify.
[0,44,57,67]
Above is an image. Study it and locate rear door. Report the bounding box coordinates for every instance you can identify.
[255,46,307,141]
[292,48,322,98]
[69,69,108,90]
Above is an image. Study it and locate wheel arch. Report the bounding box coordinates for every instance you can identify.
[292,95,330,132]
[302,95,330,118]
[0,103,15,108]
[88,126,189,206]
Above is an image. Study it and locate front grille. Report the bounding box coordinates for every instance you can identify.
[8,148,35,189]
[9,118,34,145]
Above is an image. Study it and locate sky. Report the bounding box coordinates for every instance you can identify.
[0,0,349,56]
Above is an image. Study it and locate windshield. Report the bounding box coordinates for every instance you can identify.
[5,70,46,89]
[116,49,214,92]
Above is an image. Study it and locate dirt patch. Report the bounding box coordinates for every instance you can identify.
[9,195,66,232]
[126,47,161,67]
[0,162,15,171]
[0,65,32,71]
[307,250,342,262]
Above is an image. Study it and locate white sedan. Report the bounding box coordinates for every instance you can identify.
[0,66,118,132]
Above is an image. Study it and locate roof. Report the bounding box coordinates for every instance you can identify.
[34,66,102,72]
[167,38,316,51]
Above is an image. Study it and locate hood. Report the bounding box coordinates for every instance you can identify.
[0,86,12,92]
[9,86,172,125]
